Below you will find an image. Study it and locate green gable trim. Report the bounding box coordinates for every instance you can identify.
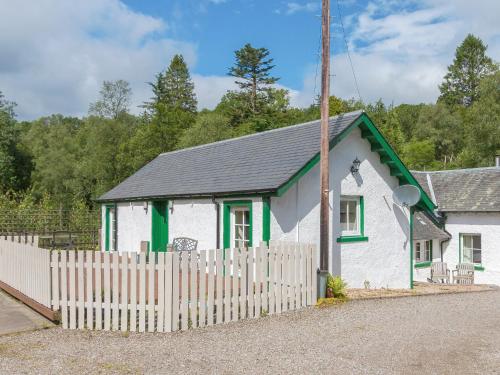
[475,265,485,271]
[274,114,436,213]
[223,200,253,249]
[262,197,271,244]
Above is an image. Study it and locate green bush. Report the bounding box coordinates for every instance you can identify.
[326,274,347,298]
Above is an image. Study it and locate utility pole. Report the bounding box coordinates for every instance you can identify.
[319,0,330,296]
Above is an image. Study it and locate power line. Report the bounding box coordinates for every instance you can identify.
[335,0,363,103]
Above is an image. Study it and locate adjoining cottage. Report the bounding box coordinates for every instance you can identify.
[97,110,436,289]
[413,167,500,284]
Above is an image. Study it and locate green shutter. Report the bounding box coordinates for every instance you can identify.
[262,197,271,245]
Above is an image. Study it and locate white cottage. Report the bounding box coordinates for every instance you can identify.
[97,110,436,288]
[413,167,500,284]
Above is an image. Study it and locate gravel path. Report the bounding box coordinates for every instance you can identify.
[1,290,499,374]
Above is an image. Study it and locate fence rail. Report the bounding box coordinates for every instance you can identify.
[0,237,317,332]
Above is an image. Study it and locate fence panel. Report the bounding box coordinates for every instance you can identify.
[0,238,317,333]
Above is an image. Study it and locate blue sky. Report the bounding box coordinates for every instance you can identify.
[0,0,499,119]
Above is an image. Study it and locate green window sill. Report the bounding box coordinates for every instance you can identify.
[336,236,369,243]
[474,265,485,271]
[414,261,431,268]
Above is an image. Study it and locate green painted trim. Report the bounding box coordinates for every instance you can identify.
[223,200,253,249]
[359,196,365,236]
[410,207,414,289]
[262,197,271,244]
[274,114,436,213]
[336,236,369,243]
[276,154,320,197]
[414,261,431,268]
[458,233,483,271]
[151,200,169,252]
[104,204,113,251]
[359,116,436,211]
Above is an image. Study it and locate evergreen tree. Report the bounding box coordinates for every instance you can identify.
[145,54,197,114]
[229,43,279,113]
[439,34,497,107]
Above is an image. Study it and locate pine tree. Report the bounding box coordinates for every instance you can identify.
[229,43,279,113]
[145,54,197,114]
[439,34,498,107]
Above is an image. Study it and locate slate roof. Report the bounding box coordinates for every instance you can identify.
[99,110,364,201]
[412,168,500,212]
[413,212,450,241]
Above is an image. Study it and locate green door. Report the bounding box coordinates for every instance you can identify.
[151,201,168,252]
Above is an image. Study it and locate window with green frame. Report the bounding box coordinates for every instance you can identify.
[460,233,483,270]
[337,196,368,243]
[414,240,432,267]
[223,201,253,249]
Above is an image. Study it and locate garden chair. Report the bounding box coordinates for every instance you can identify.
[172,237,198,262]
[452,263,474,284]
[430,262,450,283]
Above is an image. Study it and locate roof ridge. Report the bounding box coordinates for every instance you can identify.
[412,167,500,174]
[157,110,365,158]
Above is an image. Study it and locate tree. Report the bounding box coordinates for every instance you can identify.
[402,140,440,170]
[88,80,132,119]
[178,112,234,148]
[458,71,500,167]
[145,54,197,114]
[439,34,498,107]
[413,104,464,167]
[0,92,31,193]
[229,43,279,113]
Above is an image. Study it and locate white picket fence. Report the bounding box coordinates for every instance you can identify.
[0,236,317,332]
[0,235,51,308]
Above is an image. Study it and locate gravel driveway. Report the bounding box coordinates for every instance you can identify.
[1,289,499,374]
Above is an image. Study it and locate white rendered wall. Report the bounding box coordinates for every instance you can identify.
[169,197,263,250]
[100,202,152,253]
[102,197,264,253]
[413,239,442,282]
[442,212,500,285]
[271,128,411,289]
[169,199,217,250]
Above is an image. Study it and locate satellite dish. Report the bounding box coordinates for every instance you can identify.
[392,185,421,207]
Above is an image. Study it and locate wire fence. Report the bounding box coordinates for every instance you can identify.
[0,210,100,250]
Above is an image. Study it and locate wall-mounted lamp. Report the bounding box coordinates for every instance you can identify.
[350,157,361,174]
[168,200,174,213]
[143,201,148,213]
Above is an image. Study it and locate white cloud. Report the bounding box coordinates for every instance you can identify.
[0,0,198,119]
[292,0,500,106]
[284,2,320,15]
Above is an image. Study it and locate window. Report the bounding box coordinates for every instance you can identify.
[415,240,431,263]
[233,207,250,248]
[340,197,361,236]
[424,240,431,262]
[223,201,253,249]
[337,196,367,242]
[461,234,481,264]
